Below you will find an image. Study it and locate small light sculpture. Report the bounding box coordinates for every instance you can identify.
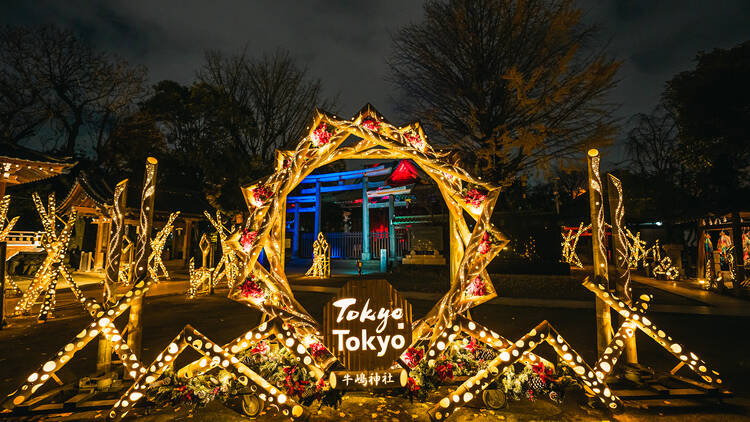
[305,232,330,277]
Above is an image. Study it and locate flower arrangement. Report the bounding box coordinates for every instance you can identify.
[406,337,494,401]
[240,276,265,299]
[462,187,487,212]
[478,232,494,255]
[311,122,336,147]
[145,369,235,410]
[465,275,487,297]
[500,361,578,404]
[240,339,342,407]
[361,116,381,132]
[240,229,258,253]
[308,341,327,359]
[250,185,273,207]
[404,131,425,152]
[402,346,424,368]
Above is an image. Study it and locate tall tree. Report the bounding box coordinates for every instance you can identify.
[0,25,147,155]
[664,41,750,212]
[626,103,680,181]
[198,48,337,160]
[388,0,620,183]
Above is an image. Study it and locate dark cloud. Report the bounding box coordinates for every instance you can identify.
[2,0,749,149]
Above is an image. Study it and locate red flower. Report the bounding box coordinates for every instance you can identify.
[311,123,334,147]
[463,188,486,208]
[250,340,269,355]
[532,361,555,385]
[316,377,326,392]
[404,131,424,150]
[467,276,486,297]
[282,366,309,398]
[403,347,424,368]
[478,232,492,255]
[466,337,479,353]
[435,361,454,382]
[240,277,265,299]
[252,185,272,207]
[406,377,420,393]
[240,229,257,253]
[361,117,381,132]
[308,341,327,359]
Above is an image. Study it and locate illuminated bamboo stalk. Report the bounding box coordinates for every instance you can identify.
[587,149,613,356]
[607,174,637,364]
[127,157,157,357]
[109,326,308,421]
[103,179,128,306]
[428,320,622,421]
[584,278,722,386]
[36,268,58,322]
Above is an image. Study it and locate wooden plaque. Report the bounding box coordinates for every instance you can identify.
[323,279,412,371]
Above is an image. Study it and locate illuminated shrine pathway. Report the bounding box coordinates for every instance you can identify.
[1,267,749,421]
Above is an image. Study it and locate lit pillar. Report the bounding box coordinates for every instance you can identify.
[362,176,370,260]
[314,181,321,237]
[587,149,612,357]
[388,194,396,261]
[127,157,157,358]
[607,173,637,364]
[292,206,300,259]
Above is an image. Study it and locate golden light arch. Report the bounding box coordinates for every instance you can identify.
[225,103,510,343]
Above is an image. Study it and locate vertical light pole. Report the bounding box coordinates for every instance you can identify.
[607,173,637,364]
[126,157,157,357]
[587,149,612,356]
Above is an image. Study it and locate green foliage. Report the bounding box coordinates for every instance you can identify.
[146,368,237,409]
[238,341,342,408]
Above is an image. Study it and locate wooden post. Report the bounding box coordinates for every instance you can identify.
[606,174,637,364]
[362,176,370,260]
[126,157,157,357]
[587,149,612,357]
[388,194,396,261]
[731,212,745,289]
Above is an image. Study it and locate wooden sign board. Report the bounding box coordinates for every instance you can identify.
[323,279,412,372]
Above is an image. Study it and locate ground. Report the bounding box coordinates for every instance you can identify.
[1,261,748,421]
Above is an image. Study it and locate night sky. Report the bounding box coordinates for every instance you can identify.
[3,0,750,155]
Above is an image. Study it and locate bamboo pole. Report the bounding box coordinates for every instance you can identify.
[587,149,612,356]
[126,158,157,356]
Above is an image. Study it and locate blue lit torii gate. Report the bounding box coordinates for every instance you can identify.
[286,164,413,260]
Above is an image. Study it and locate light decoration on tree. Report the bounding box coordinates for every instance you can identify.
[561,222,590,268]
[148,212,179,281]
[12,193,77,318]
[204,211,241,290]
[305,232,330,278]
[625,228,648,269]
[187,234,213,298]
